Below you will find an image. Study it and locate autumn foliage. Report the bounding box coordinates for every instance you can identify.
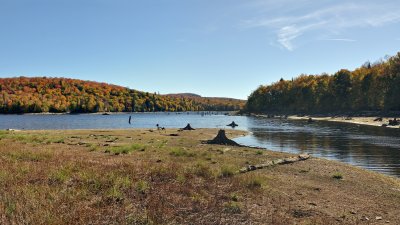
[0,77,245,113]
[245,52,400,114]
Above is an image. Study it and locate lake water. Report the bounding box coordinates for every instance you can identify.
[0,112,399,177]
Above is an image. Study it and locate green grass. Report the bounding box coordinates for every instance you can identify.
[157,140,168,148]
[6,150,52,162]
[49,166,74,184]
[332,172,344,180]
[2,133,65,145]
[108,143,146,155]
[169,147,195,157]
[135,180,149,194]
[230,193,240,202]
[191,162,213,178]
[243,175,264,189]
[5,199,16,218]
[223,201,241,214]
[220,165,236,178]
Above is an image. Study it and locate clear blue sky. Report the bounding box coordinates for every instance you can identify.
[1,0,400,99]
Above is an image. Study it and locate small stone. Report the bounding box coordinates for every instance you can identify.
[376,216,382,220]
[349,210,356,215]
[299,154,310,160]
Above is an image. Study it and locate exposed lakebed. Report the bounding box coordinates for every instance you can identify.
[1,112,399,177]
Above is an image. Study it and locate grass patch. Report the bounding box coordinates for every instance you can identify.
[169,147,195,157]
[243,175,264,190]
[332,172,344,180]
[49,166,74,184]
[7,150,52,162]
[0,170,9,185]
[157,140,168,148]
[135,180,149,194]
[223,201,241,214]
[12,134,47,144]
[220,165,236,178]
[108,143,146,155]
[86,143,99,151]
[191,162,213,178]
[230,193,240,202]
[256,150,264,155]
[5,199,16,218]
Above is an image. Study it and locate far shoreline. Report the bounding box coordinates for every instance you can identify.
[0,111,238,116]
[250,113,400,129]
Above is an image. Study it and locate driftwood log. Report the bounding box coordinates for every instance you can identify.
[238,154,311,173]
[206,129,240,146]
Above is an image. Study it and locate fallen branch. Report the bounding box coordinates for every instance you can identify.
[238,154,311,173]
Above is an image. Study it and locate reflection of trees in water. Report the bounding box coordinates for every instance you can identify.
[247,120,400,177]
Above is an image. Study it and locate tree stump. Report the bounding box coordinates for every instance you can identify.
[227,121,238,127]
[182,123,195,130]
[207,129,240,146]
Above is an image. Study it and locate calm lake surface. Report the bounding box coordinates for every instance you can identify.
[1,112,399,177]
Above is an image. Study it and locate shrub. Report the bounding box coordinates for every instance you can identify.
[332,172,343,180]
[192,163,213,178]
[230,193,240,202]
[136,180,149,194]
[220,165,235,178]
[223,201,241,214]
[245,176,263,189]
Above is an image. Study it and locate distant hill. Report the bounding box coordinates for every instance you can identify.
[166,93,202,98]
[0,77,245,113]
[166,93,246,112]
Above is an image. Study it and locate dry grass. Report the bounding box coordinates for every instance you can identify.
[0,129,399,224]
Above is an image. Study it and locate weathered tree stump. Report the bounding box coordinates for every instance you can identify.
[227,121,238,127]
[182,123,195,130]
[206,129,240,146]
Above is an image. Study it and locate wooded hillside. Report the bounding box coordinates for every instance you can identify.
[245,52,400,114]
[0,77,245,113]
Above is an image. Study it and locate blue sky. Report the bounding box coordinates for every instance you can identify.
[1,0,400,99]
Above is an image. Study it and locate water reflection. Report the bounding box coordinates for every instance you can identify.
[234,117,400,177]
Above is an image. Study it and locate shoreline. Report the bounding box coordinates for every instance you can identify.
[251,113,400,129]
[0,111,238,116]
[290,115,400,128]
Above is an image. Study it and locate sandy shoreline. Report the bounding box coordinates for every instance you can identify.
[290,116,400,128]
[252,114,400,128]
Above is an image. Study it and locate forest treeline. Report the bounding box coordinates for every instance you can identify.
[245,52,400,114]
[0,77,245,113]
